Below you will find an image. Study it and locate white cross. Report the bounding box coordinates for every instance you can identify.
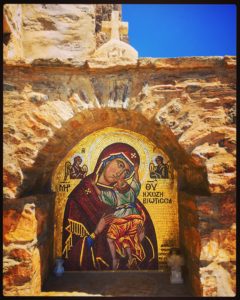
[102,11,128,41]
[131,153,137,159]
[85,188,91,195]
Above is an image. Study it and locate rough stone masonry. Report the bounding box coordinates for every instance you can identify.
[3,4,236,297]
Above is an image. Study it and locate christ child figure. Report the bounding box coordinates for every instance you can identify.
[92,165,145,270]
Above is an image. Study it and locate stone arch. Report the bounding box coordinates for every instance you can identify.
[13,107,211,294]
[4,107,211,295]
[25,108,209,197]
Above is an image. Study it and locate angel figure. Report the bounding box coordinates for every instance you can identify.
[64,156,88,181]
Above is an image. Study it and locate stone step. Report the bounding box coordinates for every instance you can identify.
[42,271,192,297]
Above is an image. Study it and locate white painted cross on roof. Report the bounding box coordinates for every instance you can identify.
[102,11,128,40]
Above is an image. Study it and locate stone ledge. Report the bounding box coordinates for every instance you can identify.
[3,56,236,72]
[139,56,236,70]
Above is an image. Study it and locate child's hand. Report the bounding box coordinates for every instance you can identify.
[91,179,96,186]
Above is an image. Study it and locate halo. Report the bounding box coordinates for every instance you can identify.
[71,153,84,164]
[95,152,135,187]
[152,153,168,164]
[87,128,151,183]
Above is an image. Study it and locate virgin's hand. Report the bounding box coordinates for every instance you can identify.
[94,213,114,235]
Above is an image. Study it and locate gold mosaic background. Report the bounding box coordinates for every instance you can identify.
[52,127,179,269]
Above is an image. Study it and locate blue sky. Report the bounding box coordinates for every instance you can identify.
[122,4,236,58]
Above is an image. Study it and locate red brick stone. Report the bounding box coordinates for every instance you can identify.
[219,195,236,225]
[9,249,32,261]
[3,210,21,243]
[3,168,21,191]
[198,202,214,216]
[4,262,32,287]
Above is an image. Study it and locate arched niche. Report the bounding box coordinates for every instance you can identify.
[52,127,179,271]
[27,108,209,198]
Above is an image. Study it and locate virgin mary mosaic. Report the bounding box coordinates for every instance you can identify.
[52,127,179,271]
[62,142,158,270]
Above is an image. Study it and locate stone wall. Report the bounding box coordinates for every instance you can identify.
[21,4,96,62]
[3,57,236,296]
[198,193,236,296]
[178,192,202,296]
[3,57,235,200]
[4,4,124,63]
[178,192,236,296]
[3,4,23,61]
[3,3,236,297]
[3,195,55,296]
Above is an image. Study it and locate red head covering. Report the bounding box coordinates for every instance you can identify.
[94,143,140,180]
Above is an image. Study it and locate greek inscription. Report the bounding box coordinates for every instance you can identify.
[145,182,157,190]
[58,183,71,192]
[143,192,164,197]
[143,198,172,204]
